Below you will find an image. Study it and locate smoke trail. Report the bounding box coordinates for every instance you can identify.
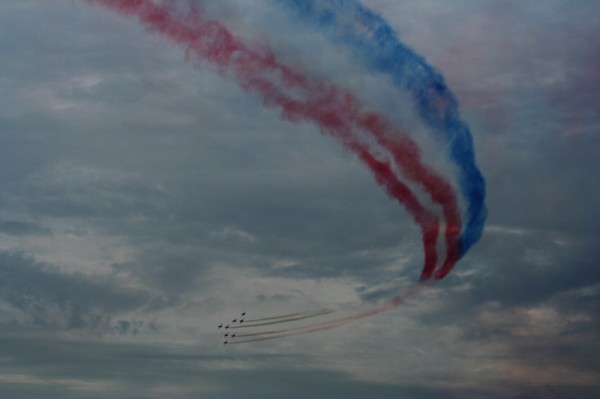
[229,333,289,344]
[231,282,428,344]
[235,329,287,338]
[88,0,461,280]
[277,0,487,272]
[230,309,333,328]
[244,310,325,323]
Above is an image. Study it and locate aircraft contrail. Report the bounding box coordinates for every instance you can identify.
[234,330,287,338]
[230,309,333,328]
[231,283,427,344]
[87,0,486,343]
[244,310,328,323]
[88,0,461,283]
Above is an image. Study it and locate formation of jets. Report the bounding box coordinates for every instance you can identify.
[219,312,245,345]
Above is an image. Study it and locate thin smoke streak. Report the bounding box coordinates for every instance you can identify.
[228,333,290,344]
[235,329,287,338]
[230,310,333,328]
[244,310,329,323]
[232,283,427,343]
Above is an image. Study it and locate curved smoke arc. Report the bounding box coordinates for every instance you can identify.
[87,0,484,342]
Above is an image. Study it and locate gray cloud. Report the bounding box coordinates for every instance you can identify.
[0,334,510,399]
[0,0,599,398]
[0,220,51,236]
[0,251,151,331]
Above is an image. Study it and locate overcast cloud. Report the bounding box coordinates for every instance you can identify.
[0,1,599,398]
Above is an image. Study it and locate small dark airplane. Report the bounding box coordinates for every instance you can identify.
[223,341,228,345]
[224,333,229,337]
[239,319,244,323]
[225,325,229,329]
[232,319,237,323]
[218,324,223,329]
[231,334,236,338]
[241,312,246,316]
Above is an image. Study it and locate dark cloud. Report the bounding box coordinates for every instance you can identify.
[460,230,600,307]
[0,220,51,236]
[0,334,508,399]
[0,251,150,331]
[514,385,600,399]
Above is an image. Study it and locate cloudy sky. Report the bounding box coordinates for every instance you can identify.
[1,1,599,398]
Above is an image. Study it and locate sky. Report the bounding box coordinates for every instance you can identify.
[1,0,599,398]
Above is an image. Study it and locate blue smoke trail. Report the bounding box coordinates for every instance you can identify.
[277,0,487,256]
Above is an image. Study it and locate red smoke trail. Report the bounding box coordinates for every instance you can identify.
[88,0,460,279]
[355,147,440,277]
[357,115,460,279]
